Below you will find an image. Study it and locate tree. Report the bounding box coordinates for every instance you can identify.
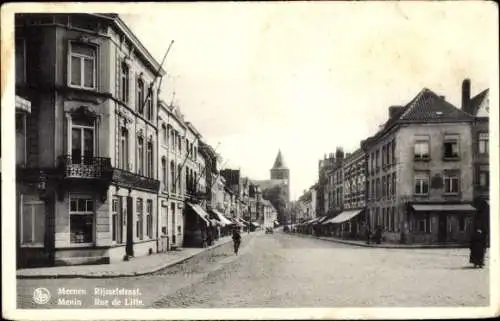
[262,185,288,224]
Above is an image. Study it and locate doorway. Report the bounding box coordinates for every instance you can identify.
[438,214,447,243]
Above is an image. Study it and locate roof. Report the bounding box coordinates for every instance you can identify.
[362,88,473,148]
[272,150,287,169]
[468,89,489,116]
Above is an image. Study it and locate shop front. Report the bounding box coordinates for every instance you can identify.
[406,204,477,244]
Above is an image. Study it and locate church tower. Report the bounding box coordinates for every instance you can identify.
[270,149,290,203]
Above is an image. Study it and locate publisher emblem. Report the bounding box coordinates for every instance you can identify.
[33,288,51,304]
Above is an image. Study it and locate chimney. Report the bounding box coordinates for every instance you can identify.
[462,78,471,113]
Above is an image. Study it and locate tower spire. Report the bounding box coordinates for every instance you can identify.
[272,149,287,169]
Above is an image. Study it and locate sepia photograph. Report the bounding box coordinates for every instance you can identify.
[1,1,498,320]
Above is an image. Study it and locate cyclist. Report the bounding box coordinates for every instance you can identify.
[232,227,242,255]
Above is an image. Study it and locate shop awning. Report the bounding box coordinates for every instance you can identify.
[325,209,364,224]
[251,222,260,227]
[412,204,476,212]
[211,209,233,226]
[321,216,335,225]
[187,203,210,225]
[238,218,251,226]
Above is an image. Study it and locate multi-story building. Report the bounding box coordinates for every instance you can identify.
[317,153,336,218]
[461,79,490,235]
[16,13,165,267]
[324,148,344,216]
[158,101,201,250]
[362,88,476,244]
[325,148,367,238]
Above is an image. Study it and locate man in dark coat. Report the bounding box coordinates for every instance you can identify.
[469,228,487,268]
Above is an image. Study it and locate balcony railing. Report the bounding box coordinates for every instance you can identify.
[57,155,112,179]
[111,168,160,192]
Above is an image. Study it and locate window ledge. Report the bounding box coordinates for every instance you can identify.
[67,84,97,92]
[414,157,431,162]
[443,192,459,196]
[20,244,44,248]
[69,242,95,248]
[443,157,460,162]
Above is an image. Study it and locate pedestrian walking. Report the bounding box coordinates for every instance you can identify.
[365,226,371,244]
[232,227,242,255]
[469,228,487,268]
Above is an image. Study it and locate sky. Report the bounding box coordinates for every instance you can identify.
[118,2,495,201]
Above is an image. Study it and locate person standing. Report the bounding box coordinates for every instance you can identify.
[469,228,487,268]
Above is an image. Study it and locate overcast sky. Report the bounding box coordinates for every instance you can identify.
[120,2,494,200]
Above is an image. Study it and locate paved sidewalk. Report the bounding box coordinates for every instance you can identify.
[16,234,245,279]
[289,232,469,249]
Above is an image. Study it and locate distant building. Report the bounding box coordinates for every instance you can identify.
[253,149,290,224]
[362,88,475,245]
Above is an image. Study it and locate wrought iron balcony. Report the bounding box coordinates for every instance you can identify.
[57,155,112,180]
[111,168,160,192]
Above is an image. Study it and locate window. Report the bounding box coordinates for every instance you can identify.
[443,134,459,159]
[382,146,386,167]
[71,117,95,164]
[178,164,183,193]
[416,214,431,233]
[443,173,459,194]
[136,198,143,240]
[479,169,489,188]
[392,140,396,164]
[382,176,386,198]
[162,124,167,145]
[376,178,380,199]
[414,136,430,160]
[161,158,167,190]
[112,197,123,243]
[69,196,94,244]
[145,86,153,121]
[16,38,26,84]
[177,135,182,153]
[146,142,153,177]
[171,203,176,244]
[21,200,45,246]
[170,160,176,192]
[146,200,153,238]
[414,173,429,195]
[119,127,128,170]
[392,173,396,196]
[137,78,145,114]
[387,176,392,199]
[478,133,488,155]
[69,42,96,89]
[16,113,27,166]
[171,130,176,149]
[120,62,129,102]
[137,136,144,175]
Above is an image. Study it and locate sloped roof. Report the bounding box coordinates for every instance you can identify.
[362,88,473,148]
[468,89,489,116]
[400,88,474,123]
[272,150,287,169]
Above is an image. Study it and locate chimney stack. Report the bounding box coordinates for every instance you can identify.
[462,78,471,113]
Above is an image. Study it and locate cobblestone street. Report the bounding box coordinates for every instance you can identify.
[17,232,489,309]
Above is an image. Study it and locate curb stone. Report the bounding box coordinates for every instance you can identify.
[17,236,240,279]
